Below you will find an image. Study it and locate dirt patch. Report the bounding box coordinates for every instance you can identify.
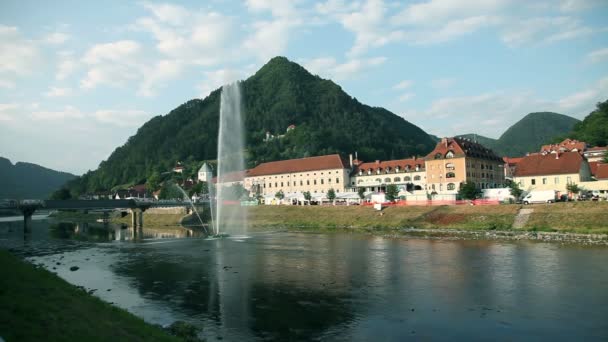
[426,213,467,225]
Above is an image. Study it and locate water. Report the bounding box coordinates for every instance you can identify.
[2,218,608,341]
[172,182,205,228]
[213,82,248,236]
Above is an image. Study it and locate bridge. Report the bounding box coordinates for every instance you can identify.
[0,199,207,232]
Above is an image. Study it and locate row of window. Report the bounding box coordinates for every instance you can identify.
[356,175,422,184]
[264,178,341,188]
[525,176,571,186]
[259,171,341,180]
[466,172,496,179]
[358,166,421,175]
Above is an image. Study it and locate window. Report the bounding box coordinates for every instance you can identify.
[446,172,455,178]
[542,178,547,185]
[567,176,572,183]
[386,167,391,173]
[269,183,272,188]
[395,167,400,173]
[264,183,266,188]
[307,180,310,185]
[321,179,324,185]
[446,163,455,170]
[359,170,363,176]
[415,165,420,171]
[314,180,317,185]
[446,150,454,158]
[434,153,442,159]
[376,169,381,174]
[405,176,411,181]
[367,170,372,175]
[531,179,536,185]
[554,177,559,184]
[281,182,283,187]
[375,178,381,183]
[336,178,339,184]
[414,175,421,181]
[328,178,332,183]
[394,177,401,182]
[384,178,391,183]
[447,183,455,190]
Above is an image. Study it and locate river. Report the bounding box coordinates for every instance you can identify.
[1,217,607,340]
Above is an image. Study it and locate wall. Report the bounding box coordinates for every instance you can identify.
[245,168,349,196]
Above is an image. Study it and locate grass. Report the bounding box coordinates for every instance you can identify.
[0,250,181,342]
[523,201,608,234]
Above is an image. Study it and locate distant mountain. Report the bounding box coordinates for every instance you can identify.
[0,157,76,199]
[65,56,436,194]
[568,99,608,147]
[458,112,580,157]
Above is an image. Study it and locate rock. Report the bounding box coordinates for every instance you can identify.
[69,266,79,271]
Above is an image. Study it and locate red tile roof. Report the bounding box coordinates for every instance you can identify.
[514,152,584,177]
[503,157,523,166]
[540,139,586,153]
[353,158,424,174]
[594,163,608,180]
[247,154,348,177]
[589,161,601,176]
[425,137,502,161]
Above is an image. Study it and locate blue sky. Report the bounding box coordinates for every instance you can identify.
[1,0,607,175]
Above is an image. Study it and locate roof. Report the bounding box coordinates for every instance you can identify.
[594,163,608,180]
[198,162,212,173]
[425,137,502,161]
[352,158,424,175]
[503,157,523,166]
[514,152,584,177]
[540,139,586,153]
[247,154,348,177]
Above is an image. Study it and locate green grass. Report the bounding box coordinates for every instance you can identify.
[0,250,181,342]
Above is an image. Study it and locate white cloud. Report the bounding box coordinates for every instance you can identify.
[44,32,70,44]
[244,19,292,61]
[586,47,608,64]
[398,92,415,102]
[0,103,20,121]
[558,0,607,12]
[501,16,594,47]
[0,25,41,76]
[303,56,387,81]
[557,76,608,115]
[0,80,15,89]
[138,59,183,97]
[390,0,509,25]
[430,78,456,89]
[56,52,79,81]
[197,68,245,98]
[44,87,73,97]
[393,80,413,90]
[30,105,84,120]
[94,110,150,127]
[80,40,143,89]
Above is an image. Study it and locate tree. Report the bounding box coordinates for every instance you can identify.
[230,183,248,200]
[146,171,161,192]
[385,184,399,202]
[303,191,311,203]
[509,181,523,199]
[327,188,336,202]
[158,182,183,200]
[275,190,285,200]
[566,182,580,195]
[357,187,366,200]
[50,187,71,200]
[458,181,480,200]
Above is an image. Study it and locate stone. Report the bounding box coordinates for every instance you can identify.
[69,266,79,271]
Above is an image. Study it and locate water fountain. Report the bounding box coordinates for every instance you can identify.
[211,82,248,237]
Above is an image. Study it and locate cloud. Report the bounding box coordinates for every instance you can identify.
[558,0,607,12]
[80,40,143,89]
[0,103,20,121]
[501,16,595,47]
[30,105,84,120]
[393,80,413,90]
[398,93,415,102]
[0,80,15,89]
[44,32,70,44]
[55,51,79,81]
[197,68,246,98]
[44,87,73,97]
[557,76,608,114]
[138,59,183,97]
[303,56,387,81]
[94,110,150,127]
[430,78,456,89]
[0,25,41,76]
[390,0,509,25]
[586,47,608,64]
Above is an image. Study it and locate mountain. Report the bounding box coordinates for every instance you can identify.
[568,99,608,147]
[0,157,76,199]
[66,56,436,195]
[458,112,580,157]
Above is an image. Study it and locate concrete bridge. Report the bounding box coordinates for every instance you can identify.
[0,199,207,232]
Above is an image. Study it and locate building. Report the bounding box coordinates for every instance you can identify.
[540,138,586,154]
[513,151,592,193]
[584,146,607,162]
[198,162,213,182]
[213,170,247,187]
[424,137,505,194]
[173,162,185,174]
[350,158,425,193]
[503,157,523,181]
[244,154,350,196]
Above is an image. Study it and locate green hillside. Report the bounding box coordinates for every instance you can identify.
[458,112,580,157]
[569,100,608,146]
[0,157,76,199]
[66,56,435,195]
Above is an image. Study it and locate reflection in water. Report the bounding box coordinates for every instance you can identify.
[2,219,608,341]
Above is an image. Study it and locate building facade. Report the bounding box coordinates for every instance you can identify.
[424,137,505,194]
[513,151,592,193]
[350,158,426,192]
[244,154,351,196]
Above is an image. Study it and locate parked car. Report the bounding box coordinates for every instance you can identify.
[522,190,558,204]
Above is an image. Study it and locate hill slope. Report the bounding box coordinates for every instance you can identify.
[458,112,580,157]
[67,56,435,194]
[0,157,76,199]
[568,99,608,146]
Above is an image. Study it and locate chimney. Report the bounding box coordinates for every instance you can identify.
[556,152,560,159]
[441,137,448,147]
[349,154,353,167]
[375,160,380,165]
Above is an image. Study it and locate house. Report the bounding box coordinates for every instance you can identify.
[584,146,607,162]
[424,137,505,194]
[513,151,591,193]
[197,162,213,182]
[540,139,586,154]
[503,157,523,181]
[212,170,248,187]
[244,154,350,197]
[172,162,184,174]
[350,158,425,193]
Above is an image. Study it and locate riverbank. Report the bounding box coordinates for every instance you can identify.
[0,250,183,341]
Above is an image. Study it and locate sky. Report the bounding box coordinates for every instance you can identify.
[1,0,607,175]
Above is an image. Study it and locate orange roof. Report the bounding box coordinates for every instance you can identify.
[540,138,586,153]
[353,158,424,174]
[247,154,347,177]
[589,161,601,176]
[425,137,502,161]
[514,152,584,177]
[503,156,523,166]
[596,163,608,180]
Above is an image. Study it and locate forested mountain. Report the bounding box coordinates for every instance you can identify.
[65,56,435,195]
[457,112,580,157]
[567,100,608,146]
[0,157,76,199]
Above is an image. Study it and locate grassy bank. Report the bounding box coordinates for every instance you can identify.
[523,201,608,234]
[0,250,180,341]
